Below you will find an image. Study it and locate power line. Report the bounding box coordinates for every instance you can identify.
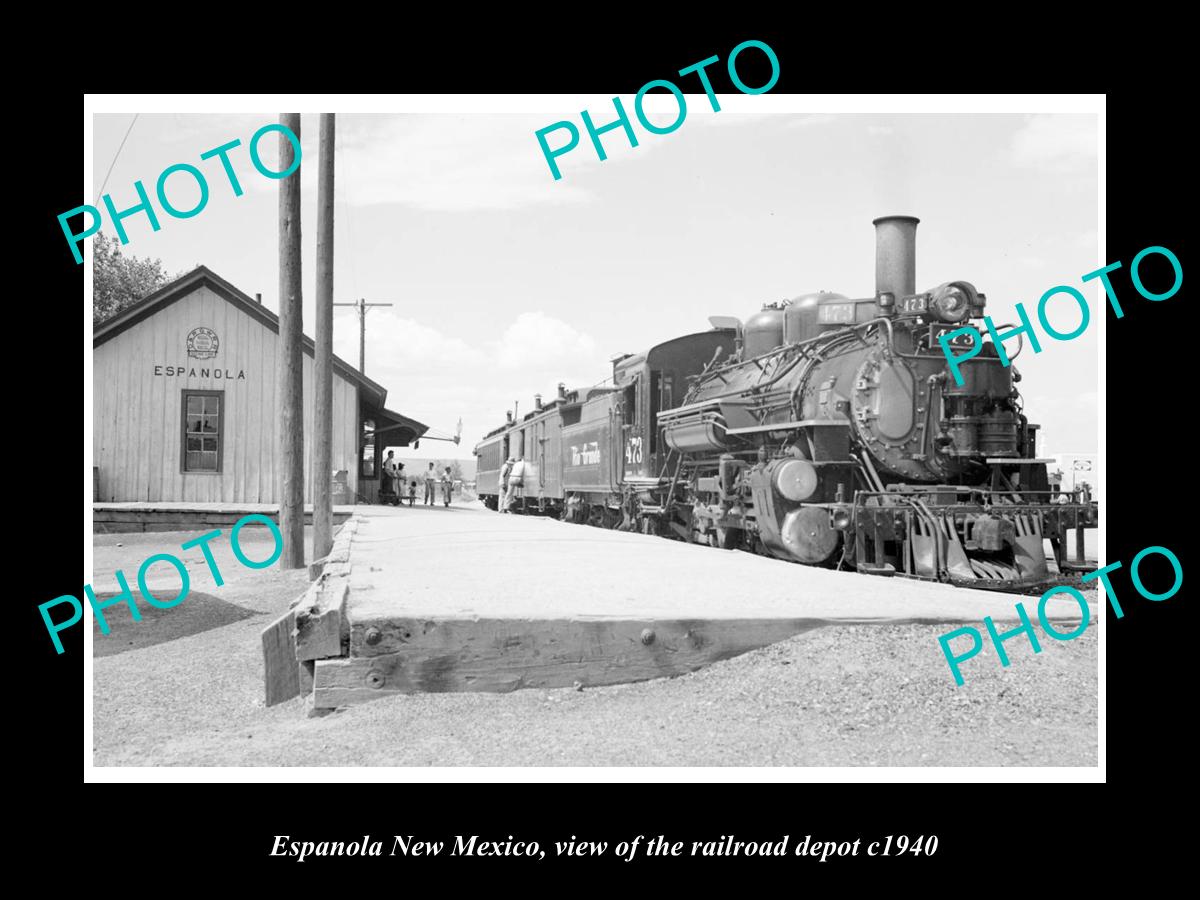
[95,113,139,207]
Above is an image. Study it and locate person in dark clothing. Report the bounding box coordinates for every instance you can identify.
[381,451,400,504]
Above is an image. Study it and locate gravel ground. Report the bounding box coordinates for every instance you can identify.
[92,529,1097,768]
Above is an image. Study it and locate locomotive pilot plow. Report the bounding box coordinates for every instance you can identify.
[851,487,1097,589]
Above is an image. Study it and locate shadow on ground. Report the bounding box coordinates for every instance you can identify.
[93,592,257,658]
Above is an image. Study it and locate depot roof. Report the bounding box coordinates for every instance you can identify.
[93,265,390,408]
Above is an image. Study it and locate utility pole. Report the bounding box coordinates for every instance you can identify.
[334,298,394,375]
[277,112,305,569]
[313,113,335,562]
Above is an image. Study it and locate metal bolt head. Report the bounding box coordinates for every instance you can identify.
[365,627,382,645]
[640,628,656,645]
[366,671,385,689]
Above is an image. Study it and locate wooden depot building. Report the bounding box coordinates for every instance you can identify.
[93,266,426,518]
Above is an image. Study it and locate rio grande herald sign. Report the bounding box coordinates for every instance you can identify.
[569,442,600,466]
[152,327,246,380]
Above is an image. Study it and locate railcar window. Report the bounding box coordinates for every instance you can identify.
[181,390,223,472]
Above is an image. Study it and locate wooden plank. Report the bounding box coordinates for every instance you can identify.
[95,511,193,524]
[294,579,349,661]
[94,522,145,534]
[261,609,301,706]
[315,617,826,707]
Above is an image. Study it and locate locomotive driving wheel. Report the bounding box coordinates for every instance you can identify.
[586,505,606,529]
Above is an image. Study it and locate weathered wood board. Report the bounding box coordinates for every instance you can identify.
[262,517,358,705]
[314,616,833,707]
[261,610,300,706]
[289,506,1094,711]
[294,577,349,661]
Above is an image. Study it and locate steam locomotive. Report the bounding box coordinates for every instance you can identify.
[474,217,1097,588]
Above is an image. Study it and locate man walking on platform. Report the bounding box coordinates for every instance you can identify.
[424,462,438,506]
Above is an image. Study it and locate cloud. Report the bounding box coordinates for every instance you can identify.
[1010,115,1098,170]
[693,111,776,128]
[334,308,485,376]
[241,111,847,212]
[783,114,838,129]
[244,114,616,211]
[340,310,606,449]
[494,312,599,370]
[692,111,836,130]
[867,125,894,136]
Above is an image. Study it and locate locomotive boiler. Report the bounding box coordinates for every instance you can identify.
[475,216,1097,588]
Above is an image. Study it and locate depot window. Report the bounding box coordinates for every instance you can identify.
[181,390,223,473]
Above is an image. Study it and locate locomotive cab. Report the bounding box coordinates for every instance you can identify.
[615,330,736,486]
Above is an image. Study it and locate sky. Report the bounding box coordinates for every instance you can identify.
[90,108,1099,461]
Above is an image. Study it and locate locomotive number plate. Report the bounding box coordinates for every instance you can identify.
[625,435,644,464]
[926,323,979,351]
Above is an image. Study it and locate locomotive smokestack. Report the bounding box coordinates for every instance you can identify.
[872,215,920,299]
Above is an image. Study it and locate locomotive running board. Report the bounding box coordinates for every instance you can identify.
[263,507,1094,713]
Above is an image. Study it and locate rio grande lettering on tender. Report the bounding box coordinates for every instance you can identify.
[938,544,1183,685]
[39,514,283,654]
[59,122,302,264]
[534,39,781,181]
[938,246,1183,386]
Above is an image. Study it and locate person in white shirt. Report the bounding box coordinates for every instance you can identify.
[505,457,526,512]
[498,457,514,512]
[423,462,438,506]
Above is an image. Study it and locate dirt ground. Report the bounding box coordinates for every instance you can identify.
[91,526,1098,768]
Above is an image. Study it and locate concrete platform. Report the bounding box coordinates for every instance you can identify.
[263,505,1095,710]
[94,502,356,533]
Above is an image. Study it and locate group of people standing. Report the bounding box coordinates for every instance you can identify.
[497,455,526,513]
[381,452,454,507]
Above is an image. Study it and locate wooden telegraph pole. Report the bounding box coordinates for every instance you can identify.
[277,113,305,569]
[312,115,336,561]
[334,297,394,374]
[313,114,336,561]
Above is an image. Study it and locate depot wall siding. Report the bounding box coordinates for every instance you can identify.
[93,285,358,504]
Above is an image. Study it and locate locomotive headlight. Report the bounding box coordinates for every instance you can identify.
[930,281,981,323]
[931,284,969,322]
